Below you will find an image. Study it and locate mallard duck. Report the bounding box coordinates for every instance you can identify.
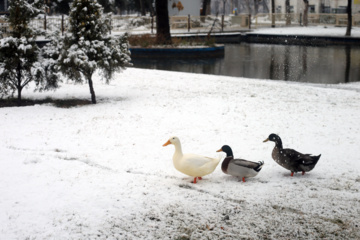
[263,133,321,176]
[216,145,264,182]
[163,136,221,183]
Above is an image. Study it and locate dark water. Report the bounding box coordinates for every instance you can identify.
[131,43,360,84]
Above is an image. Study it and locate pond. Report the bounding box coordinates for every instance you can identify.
[131,43,360,84]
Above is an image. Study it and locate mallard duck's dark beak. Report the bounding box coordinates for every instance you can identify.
[216,148,223,152]
[163,140,171,147]
[263,138,269,142]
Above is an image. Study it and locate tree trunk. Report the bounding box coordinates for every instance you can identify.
[346,0,352,36]
[303,0,309,26]
[285,0,291,26]
[245,0,250,14]
[271,0,275,28]
[16,62,22,106]
[155,0,171,45]
[17,86,22,106]
[201,0,209,16]
[139,0,145,16]
[88,76,97,104]
[254,0,259,15]
[262,0,269,13]
[147,0,155,16]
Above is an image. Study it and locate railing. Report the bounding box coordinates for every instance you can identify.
[252,13,360,28]
[1,13,359,36]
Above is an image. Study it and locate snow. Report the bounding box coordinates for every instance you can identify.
[1,66,360,239]
[252,26,360,38]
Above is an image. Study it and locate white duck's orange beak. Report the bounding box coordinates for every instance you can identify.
[163,140,171,147]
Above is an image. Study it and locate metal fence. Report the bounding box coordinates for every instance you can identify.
[1,13,359,36]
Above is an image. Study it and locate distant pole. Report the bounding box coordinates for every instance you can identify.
[271,0,275,28]
[249,14,251,29]
[61,14,64,35]
[221,15,224,32]
[44,9,47,30]
[223,0,226,15]
[151,14,154,34]
[109,15,112,35]
[188,14,190,32]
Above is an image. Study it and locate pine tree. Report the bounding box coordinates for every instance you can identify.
[58,0,131,104]
[0,0,55,105]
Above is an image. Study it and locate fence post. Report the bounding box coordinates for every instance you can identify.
[221,15,224,32]
[109,15,112,35]
[44,13,47,31]
[248,14,251,29]
[151,14,154,34]
[188,14,190,32]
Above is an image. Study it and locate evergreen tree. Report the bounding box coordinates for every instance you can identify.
[0,0,57,105]
[52,0,72,15]
[98,0,113,13]
[58,0,131,104]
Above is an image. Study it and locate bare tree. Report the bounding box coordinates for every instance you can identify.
[254,0,259,15]
[271,0,275,27]
[303,0,309,26]
[201,0,211,16]
[139,0,145,16]
[222,0,226,15]
[345,0,352,36]
[285,0,291,25]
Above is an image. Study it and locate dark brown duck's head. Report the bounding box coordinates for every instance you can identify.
[263,133,283,148]
[216,145,233,157]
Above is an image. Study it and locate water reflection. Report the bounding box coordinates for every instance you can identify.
[131,44,360,84]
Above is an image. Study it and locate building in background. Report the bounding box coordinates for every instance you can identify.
[0,0,9,14]
[211,0,360,16]
[168,0,202,16]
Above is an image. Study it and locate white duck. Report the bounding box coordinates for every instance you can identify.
[163,136,222,183]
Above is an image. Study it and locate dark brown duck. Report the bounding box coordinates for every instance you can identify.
[263,134,321,176]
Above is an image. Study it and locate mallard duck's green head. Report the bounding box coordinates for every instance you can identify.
[216,145,233,157]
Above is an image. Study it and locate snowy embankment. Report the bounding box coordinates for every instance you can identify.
[1,68,360,239]
[252,26,360,38]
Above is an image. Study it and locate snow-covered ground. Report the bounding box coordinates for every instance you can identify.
[126,25,360,39]
[1,67,360,239]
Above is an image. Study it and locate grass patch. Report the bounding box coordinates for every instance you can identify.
[0,98,92,108]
